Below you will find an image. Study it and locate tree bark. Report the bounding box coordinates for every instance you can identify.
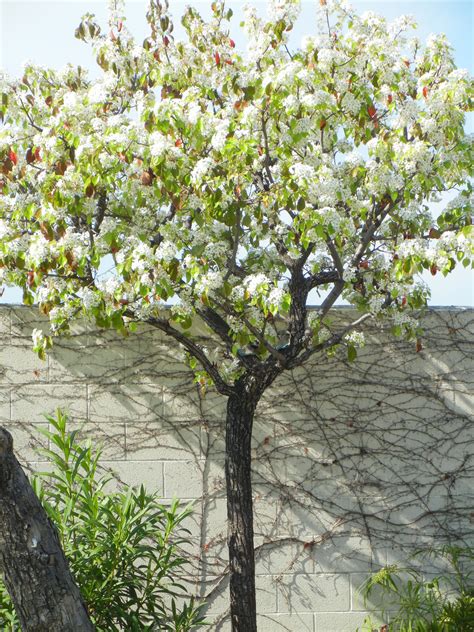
[225,386,259,632]
[0,427,94,632]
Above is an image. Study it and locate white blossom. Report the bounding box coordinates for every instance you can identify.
[191,158,213,184]
[88,83,107,104]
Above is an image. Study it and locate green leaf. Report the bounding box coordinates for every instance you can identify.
[347,345,357,362]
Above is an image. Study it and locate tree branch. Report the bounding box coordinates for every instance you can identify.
[146,316,234,396]
[287,312,373,369]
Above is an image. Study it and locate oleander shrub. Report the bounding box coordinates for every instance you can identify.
[0,410,206,631]
[358,546,474,632]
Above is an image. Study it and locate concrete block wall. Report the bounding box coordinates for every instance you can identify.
[0,306,472,631]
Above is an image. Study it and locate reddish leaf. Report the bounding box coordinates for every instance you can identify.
[367,105,377,119]
[416,339,423,353]
[430,264,438,276]
[234,100,248,111]
[141,171,153,186]
[39,222,53,241]
[85,183,95,197]
[229,38,235,48]
[422,86,428,98]
[8,149,18,166]
[214,51,221,66]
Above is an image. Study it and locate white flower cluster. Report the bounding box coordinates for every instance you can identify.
[27,236,50,266]
[307,311,320,329]
[97,276,120,296]
[392,311,418,328]
[268,286,285,307]
[59,228,90,260]
[156,240,177,264]
[211,119,230,151]
[195,270,224,294]
[345,331,365,347]
[77,287,101,310]
[393,140,433,175]
[191,158,213,184]
[31,328,45,348]
[369,295,386,314]
[244,273,268,296]
[88,83,108,104]
[289,163,315,184]
[149,132,174,158]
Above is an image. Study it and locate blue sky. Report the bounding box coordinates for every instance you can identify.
[0,0,472,305]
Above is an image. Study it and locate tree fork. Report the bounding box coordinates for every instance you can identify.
[0,428,94,632]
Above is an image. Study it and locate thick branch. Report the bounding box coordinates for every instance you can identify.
[146,316,234,396]
[306,269,340,291]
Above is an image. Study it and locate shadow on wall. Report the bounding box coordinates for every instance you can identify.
[0,306,472,631]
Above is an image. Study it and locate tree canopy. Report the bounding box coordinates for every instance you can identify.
[0,0,472,385]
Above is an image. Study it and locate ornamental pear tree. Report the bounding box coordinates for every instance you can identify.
[0,0,473,629]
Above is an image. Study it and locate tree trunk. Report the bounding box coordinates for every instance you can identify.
[225,386,259,632]
[0,427,94,632]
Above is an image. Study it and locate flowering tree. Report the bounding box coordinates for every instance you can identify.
[0,0,473,628]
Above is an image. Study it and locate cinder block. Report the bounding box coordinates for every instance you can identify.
[259,390,306,423]
[314,611,382,632]
[164,460,204,499]
[54,421,126,461]
[126,421,200,460]
[162,386,200,422]
[255,540,315,575]
[313,535,386,574]
[162,385,226,422]
[102,459,164,493]
[0,345,48,384]
[0,389,10,424]
[206,575,277,615]
[127,350,190,385]
[11,384,87,424]
[2,421,49,462]
[10,307,47,339]
[197,497,228,542]
[276,573,350,613]
[88,383,163,424]
[0,308,11,339]
[257,612,314,631]
[275,492,341,538]
[49,340,129,382]
[200,458,226,497]
[351,572,398,612]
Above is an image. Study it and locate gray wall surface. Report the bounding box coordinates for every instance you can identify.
[0,306,472,631]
